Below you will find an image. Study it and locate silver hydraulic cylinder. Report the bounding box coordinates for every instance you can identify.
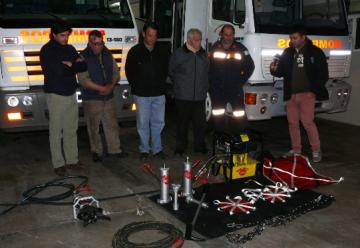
[183,156,193,197]
[158,164,172,204]
[172,184,181,211]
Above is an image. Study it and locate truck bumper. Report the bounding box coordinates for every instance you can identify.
[321,80,351,113]
[0,85,136,131]
[243,79,352,121]
[244,83,285,120]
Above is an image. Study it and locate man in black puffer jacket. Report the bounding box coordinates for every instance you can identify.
[169,28,209,155]
[270,24,329,163]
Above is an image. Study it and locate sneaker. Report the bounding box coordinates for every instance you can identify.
[92,153,103,162]
[140,152,149,161]
[312,151,322,163]
[153,151,167,159]
[282,149,301,157]
[54,166,68,177]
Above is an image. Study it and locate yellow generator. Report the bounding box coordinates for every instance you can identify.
[212,131,262,182]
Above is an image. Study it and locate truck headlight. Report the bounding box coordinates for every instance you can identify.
[233,110,245,117]
[2,37,18,45]
[212,109,225,116]
[125,36,137,43]
[22,95,33,106]
[270,93,278,104]
[343,89,349,97]
[336,89,342,98]
[260,94,268,105]
[7,96,19,107]
[122,89,130,99]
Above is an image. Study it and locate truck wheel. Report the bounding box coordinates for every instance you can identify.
[205,92,212,122]
[205,92,214,132]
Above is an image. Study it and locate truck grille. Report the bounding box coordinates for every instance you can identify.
[262,57,273,79]
[327,55,350,78]
[23,48,125,84]
[24,51,43,78]
[262,55,351,80]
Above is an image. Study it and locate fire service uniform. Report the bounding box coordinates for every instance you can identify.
[209,40,254,130]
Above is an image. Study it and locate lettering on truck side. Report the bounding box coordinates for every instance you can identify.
[277,38,343,49]
[19,29,107,44]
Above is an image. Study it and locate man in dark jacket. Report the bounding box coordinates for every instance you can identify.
[270,24,329,163]
[40,22,87,176]
[78,30,127,163]
[169,28,209,155]
[209,24,255,132]
[125,22,169,160]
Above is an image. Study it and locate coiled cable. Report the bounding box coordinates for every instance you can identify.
[0,175,88,216]
[112,221,184,248]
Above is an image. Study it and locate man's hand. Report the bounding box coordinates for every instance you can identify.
[270,62,278,73]
[62,61,72,67]
[76,55,85,62]
[99,84,113,96]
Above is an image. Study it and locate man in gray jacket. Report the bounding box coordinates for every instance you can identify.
[169,28,209,155]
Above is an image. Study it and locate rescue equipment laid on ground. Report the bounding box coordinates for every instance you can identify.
[142,157,211,211]
[73,195,110,226]
[225,194,335,245]
[213,195,256,215]
[212,130,262,181]
[262,183,294,203]
[263,154,344,189]
[242,181,296,204]
[112,221,184,248]
[149,179,336,244]
[183,157,193,197]
[172,184,181,211]
[213,181,296,216]
[158,164,172,204]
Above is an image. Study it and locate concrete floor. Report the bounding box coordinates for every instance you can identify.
[0,116,359,248]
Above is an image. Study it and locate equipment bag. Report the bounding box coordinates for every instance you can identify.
[263,155,343,190]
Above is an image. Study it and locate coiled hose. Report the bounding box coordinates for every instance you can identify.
[0,175,88,216]
[112,221,184,248]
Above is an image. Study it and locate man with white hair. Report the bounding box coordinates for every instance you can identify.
[169,28,209,156]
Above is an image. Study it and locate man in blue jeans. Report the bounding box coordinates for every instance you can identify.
[125,23,169,160]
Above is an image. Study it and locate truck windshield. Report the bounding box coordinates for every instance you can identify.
[0,0,134,28]
[213,0,245,25]
[253,0,348,36]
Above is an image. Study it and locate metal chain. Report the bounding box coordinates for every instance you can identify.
[226,194,335,245]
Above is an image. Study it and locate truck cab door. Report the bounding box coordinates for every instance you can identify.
[151,0,209,50]
[152,0,173,53]
[182,0,209,48]
[138,0,174,52]
[138,0,208,50]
